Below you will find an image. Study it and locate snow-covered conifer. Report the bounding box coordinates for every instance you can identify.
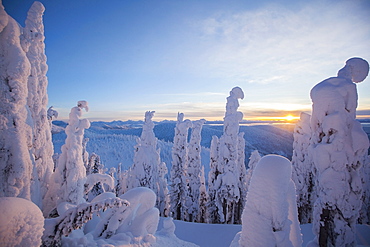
[308,58,369,247]
[207,135,221,223]
[233,155,302,247]
[158,161,170,217]
[198,165,209,223]
[43,196,129,246]
[53,101,90,206]
[291,112,314,224]
[127,111,158,189]
[127,111,170,216]
[184,119,206,222]
[214,86,245,224]
[21,1,54,210]
[47,106,58,121]
[245,150,261,192]
[170,112,192,220]
[0,4,33,200]
[359,155,370,224]
[236,132,247,219]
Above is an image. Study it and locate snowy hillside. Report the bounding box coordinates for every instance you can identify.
[52,120,294,172]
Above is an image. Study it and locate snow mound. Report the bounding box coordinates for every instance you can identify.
[234,154,302,247]
[0,197,44,247]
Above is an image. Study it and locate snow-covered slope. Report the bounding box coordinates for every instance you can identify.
[52,120,294,171]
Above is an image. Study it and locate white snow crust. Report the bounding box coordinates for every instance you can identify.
[0,197,44,247]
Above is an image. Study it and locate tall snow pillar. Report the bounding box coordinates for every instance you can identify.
[308,58,369,247]
[214,86,246,224]
[0,2,33,200]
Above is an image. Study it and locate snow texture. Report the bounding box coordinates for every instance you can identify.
[0,197,44,247]
[308,57,369,247]
[234,154,302,247]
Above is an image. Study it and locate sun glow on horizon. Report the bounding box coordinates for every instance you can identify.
[246,115,300,122]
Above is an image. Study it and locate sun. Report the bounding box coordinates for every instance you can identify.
[284,115,298,121]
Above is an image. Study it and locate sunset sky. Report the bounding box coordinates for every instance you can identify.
[3,0,370,121]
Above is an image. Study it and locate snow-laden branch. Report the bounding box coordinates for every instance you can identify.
[42,197,129,247]
[84,173,115,195]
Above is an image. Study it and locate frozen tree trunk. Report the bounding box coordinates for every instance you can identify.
[237,155,302,247]
[0,4,33,200]
[22,1,54,210]
[53,101,90,206]
[308,58,369,247]
[291,112,314,224]
[127,111,170,216]
[184,119,206,222]
[170,112,192,220]
[214,86,245,224]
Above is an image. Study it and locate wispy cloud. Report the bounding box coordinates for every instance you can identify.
[194,0,370,86]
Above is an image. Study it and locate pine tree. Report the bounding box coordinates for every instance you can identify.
[213,87,245,224]
[127,111,170,216]
[198,165,209,223]
[207,136,221,223]
[184,119,206,222]
[54,101,90,205]
[23,1,54,210]
[291,112,314,224]
[170,113,192,220]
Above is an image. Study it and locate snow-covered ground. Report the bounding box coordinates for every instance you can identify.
[170,219,370,247]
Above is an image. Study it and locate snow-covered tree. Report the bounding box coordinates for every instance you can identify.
[291,112,314,224]
[0,4,33,201]
[47,106,58,122]
[184,119,206,222]
[42,196,129,247]
[231,155,302,247]
[198,165,209,223]
[170,112,192,220]
[157,161,170,217]
[85,153,105,201]
[127,111,158,189]
[308,58,369,247]
[236,132,248,218]
[22,1,54,210]
[127,111,170,216]
[53,101,90,206]
[213,86,246,224]
[359,155,370,224]
[245,150,261,191]
[207,135,221,223]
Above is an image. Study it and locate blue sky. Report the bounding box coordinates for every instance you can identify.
[3,0,370,121]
